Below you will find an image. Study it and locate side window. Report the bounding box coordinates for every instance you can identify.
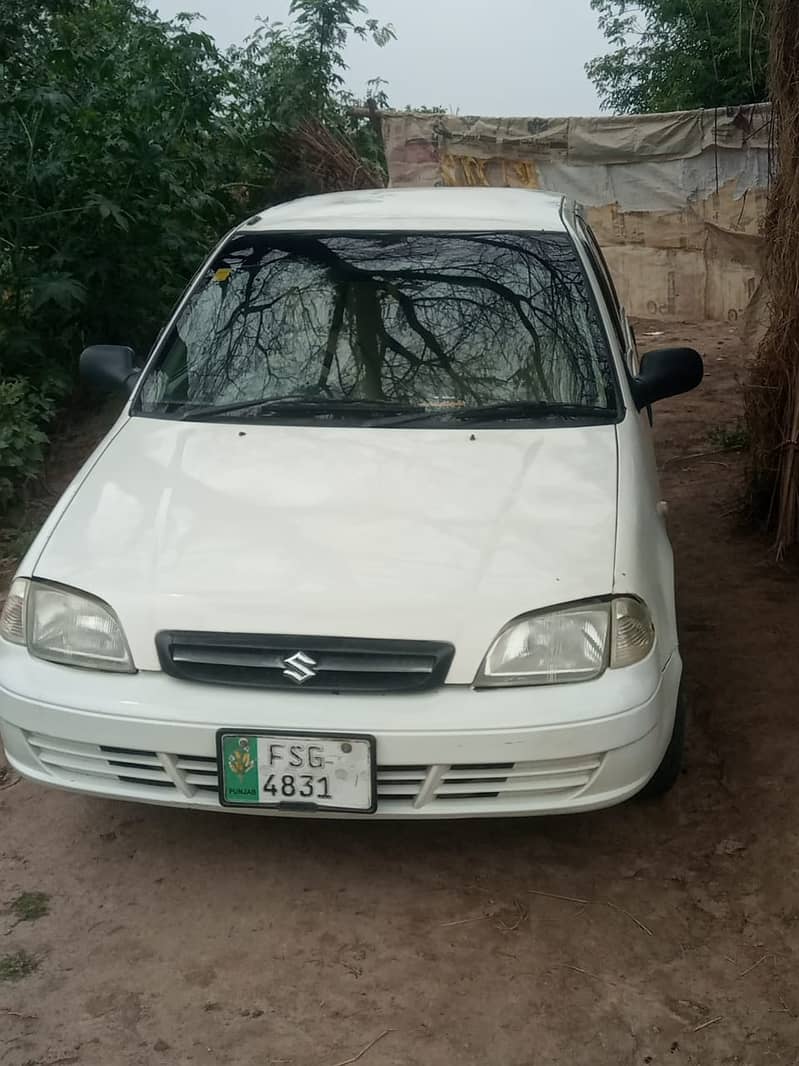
[576,218,627,355]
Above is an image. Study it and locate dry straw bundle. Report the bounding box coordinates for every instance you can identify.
[281,120,386,194]
[746,0,799,555]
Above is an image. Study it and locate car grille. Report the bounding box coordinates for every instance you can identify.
[375,757,604,805]
[24,733,603,811]
[156,632,454,693]
[25,734,219,794]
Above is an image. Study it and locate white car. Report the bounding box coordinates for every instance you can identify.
[0,188,702,819]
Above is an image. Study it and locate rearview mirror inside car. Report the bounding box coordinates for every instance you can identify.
[80,345,140,395]
[632,347,703,410]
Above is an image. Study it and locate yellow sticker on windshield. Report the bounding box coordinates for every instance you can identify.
[214,268,232,282]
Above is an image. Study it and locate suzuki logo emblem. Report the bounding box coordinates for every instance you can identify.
[282,650,318,685]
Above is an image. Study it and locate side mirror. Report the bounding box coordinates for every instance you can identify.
[80,345,141,395]
[631,347,703,410]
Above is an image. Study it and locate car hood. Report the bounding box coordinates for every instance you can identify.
[33,417,619,680]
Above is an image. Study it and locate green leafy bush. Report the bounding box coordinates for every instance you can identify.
[587,0,768,113]
[0,379,56,511]
[0,0,393,389]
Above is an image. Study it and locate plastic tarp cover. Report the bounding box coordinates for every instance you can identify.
[383,105,770,324]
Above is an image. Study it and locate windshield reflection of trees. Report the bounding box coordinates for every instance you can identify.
[152,233,615,411]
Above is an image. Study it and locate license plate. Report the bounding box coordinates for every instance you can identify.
[216,730,376,813]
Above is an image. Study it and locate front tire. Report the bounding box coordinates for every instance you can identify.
[637,684,687,799]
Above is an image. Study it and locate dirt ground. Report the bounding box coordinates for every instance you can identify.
[2,320,799,1066]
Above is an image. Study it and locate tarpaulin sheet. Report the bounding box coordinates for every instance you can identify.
[383,104,770,323]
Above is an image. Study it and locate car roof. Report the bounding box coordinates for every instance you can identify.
[239,188,567,234]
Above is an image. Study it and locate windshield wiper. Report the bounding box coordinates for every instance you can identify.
[180,396,425,422]
[370,401,615,427]
[449,401,615,423]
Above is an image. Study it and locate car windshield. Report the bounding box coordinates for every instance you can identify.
[136,231,618,424]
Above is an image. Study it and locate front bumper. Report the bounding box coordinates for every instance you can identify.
[0,645,681,818]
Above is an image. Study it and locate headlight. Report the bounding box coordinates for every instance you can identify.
[475,597,654,688]
[0,579,135,673]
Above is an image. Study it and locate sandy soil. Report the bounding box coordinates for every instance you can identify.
[1,320,798,1066]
